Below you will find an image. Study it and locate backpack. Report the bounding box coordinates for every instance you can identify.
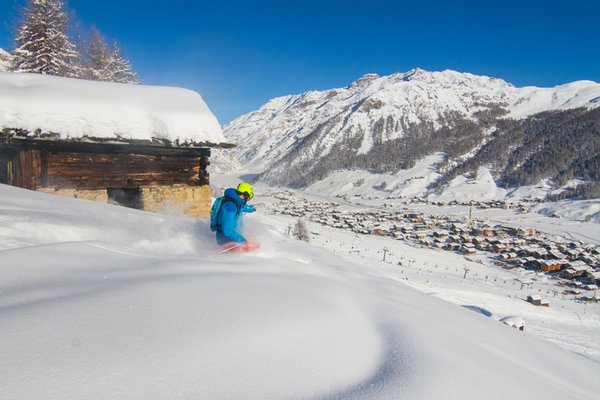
[209,196,236,232]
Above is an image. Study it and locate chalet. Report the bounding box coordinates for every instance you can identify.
[472,237,486,246]
[0,138,214,217]
[460,243,476,255]
[527,295,549,307]
[561,264,590,279]
[517,227,536,237]
[432,230,448,239]
[1,72,225,218]
[451,223,470,234]
[448,235,461,243]
[432,239,445,249]
[474,226,494,237]
[372,228,390,237]
[413,224,429,231]
[539,260,562,273]
[520,257,537,268]
[444,243,461,251]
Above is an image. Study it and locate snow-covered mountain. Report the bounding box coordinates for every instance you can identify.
[225,69,599,168]
[223,69,600,197]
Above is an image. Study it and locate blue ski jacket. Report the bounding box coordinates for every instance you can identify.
[215,188,254,245]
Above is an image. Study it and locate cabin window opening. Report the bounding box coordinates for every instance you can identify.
[107,187,142,209]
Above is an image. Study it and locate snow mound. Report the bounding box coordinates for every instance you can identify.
[1,183,599,399]
[0,71,225,143]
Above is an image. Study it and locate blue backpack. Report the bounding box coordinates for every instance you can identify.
[209,196,236,232]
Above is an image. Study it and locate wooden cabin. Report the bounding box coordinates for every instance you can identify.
[539,260,562,273]
[0,138,212,217]
[527,295,549,307]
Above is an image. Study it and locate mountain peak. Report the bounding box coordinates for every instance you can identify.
[348,73,380,89]
[398,68,429,81]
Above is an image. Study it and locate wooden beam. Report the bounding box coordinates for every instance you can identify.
[0,139,211,158]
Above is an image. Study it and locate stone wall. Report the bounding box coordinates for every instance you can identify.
[37,184,212,218]
[37,187,109,202]
[140,184,212,217]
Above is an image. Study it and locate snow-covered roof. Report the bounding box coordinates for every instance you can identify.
[500,316,526,329]
[0,71,225,144]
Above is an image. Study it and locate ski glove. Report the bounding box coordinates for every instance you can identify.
[242,204,256,213]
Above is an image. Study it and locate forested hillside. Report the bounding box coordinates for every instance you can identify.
[259,107,600,199]
[436,107,600,199]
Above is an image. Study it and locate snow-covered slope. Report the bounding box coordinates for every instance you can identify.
[224,69,600,169]
[0,71,225,143]
[207,148,243,174]
[1,183,599,399]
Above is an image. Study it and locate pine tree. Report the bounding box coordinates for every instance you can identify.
[83,27,113,81]
[109,43,140,84]
[81,27,139,84]
[293,218,310,242]
[10,0,80,77]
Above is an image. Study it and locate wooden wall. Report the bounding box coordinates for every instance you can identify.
[0,140,211,191]
[44,153,202,189]
[0,149,42,190]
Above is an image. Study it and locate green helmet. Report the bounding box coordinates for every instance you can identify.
[236,182,254,200]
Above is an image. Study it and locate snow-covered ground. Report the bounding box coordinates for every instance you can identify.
[3,178,598,399]
[0,71,224,143]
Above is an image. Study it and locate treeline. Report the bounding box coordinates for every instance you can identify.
[5,0,138,84]
[259,104,600,200]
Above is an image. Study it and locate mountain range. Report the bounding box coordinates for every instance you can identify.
[223,69,600,200]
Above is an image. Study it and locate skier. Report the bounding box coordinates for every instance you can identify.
[212,182,259,252]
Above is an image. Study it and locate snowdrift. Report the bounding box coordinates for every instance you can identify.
[0,71,225,143]
[1,183,599,399]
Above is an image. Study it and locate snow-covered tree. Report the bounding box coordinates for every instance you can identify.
[10,0,80,77]
[293,218,309,242]
[81,27,139,84]
[0,48,13,72]
[109,43,139,84]
[83,27,113,81]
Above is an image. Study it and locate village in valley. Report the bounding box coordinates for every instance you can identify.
[265,190,600,307]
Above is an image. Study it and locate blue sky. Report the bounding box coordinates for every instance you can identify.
[1,0,599,124]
